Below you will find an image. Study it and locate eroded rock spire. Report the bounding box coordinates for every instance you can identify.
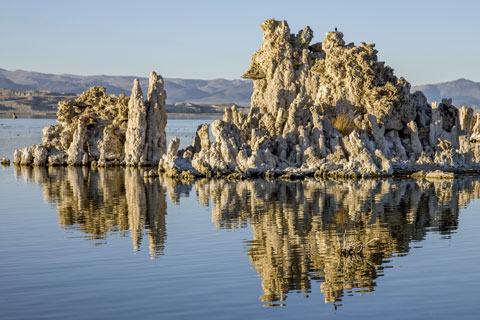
[125,79,147,166]
[145,72,167,164]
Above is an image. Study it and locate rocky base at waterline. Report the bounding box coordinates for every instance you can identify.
[159,19,480,179]
[13,72,167,167]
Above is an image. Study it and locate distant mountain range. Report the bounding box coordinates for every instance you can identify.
[412,78,480,110]
[1,68,480,110]
[0,68,252,106]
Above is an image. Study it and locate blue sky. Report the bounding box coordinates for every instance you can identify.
[1,0,479,85]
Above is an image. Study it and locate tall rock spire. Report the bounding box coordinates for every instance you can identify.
[145,71,167,164]
[124,79,147,166]
[125,72,168,166]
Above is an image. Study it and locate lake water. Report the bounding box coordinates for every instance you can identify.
[1,119,480,319]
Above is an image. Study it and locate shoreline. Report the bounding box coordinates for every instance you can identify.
[5,161,480,181]
[0,111,224,120]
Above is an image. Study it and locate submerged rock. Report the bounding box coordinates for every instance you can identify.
[161,19,480,178]
[0,158,10,166]
[14,72,167,167]
[410,170,455,180]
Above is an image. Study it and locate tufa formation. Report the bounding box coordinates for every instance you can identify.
[13,72,167,167]
[13,19,480,179]
[160,19,480,178]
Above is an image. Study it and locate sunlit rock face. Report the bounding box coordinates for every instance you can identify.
[162,19,480,178]
[14,72,167,167]
[14,167,480,304]
[125,73,168,166]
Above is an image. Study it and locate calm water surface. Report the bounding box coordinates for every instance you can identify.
[1,119,480,319]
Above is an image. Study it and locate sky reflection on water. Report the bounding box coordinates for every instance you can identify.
[9,166,480,308]
[1,120,480,318]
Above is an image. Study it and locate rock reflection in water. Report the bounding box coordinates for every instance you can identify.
[13,166,480,305]
[194,178,480,305]
[14,166,167,259]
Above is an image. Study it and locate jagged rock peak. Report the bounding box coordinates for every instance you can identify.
[160,19,480,179]
[242,18,421,132]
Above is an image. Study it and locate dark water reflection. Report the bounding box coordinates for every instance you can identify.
[14,166,167,259]
[13,166,480,305]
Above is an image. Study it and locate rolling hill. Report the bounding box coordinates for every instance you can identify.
[0,68,253,106]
